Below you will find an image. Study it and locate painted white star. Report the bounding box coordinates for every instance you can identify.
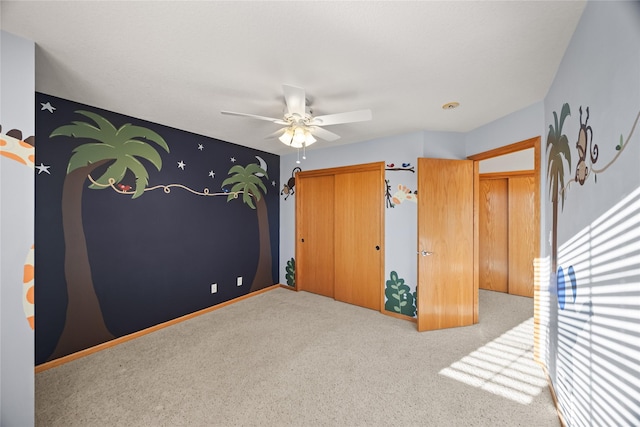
[209,170,215,178]
[40,102,56,113]
[272,180,276,187]
[197,144,204,151]
[177,160,186,170]
[36,163,51,174]
[230,157,236,163]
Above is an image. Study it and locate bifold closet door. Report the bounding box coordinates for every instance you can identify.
[334,169,383,311]
[508,176,536,297]
[479,178,508,293]
[296,174,335,298]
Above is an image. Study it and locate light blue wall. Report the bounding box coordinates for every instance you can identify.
[465,101,545,157]
[0,30,35,427]
[541,2,640,425]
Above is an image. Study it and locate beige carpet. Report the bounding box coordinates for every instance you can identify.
[36,288,559,426]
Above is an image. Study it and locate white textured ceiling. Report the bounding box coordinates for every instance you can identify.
[1,1,586,155]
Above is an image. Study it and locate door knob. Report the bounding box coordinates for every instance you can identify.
[417,250,433,256]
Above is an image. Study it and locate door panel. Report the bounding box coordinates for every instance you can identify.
[334,169,383,310]
[479,179,508,293]
[296,162,384,310]
[508,176,536,297]
[296,174,335,298]
[417,158,475,331]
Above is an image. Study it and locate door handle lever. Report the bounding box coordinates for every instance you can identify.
[417,250,433,256]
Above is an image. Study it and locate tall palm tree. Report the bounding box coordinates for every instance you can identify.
[546,103,572,275]
[48,110,169,360]
[222,163,273,292]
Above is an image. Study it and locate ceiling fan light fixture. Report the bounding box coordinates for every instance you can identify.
[284,126,317,149]
[279,128,294,145]
[305,132,316,145]
[293,127,306,145]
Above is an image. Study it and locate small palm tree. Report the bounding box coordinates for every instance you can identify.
[222,164,267,209]
[546,103,572,275]
[48,110,169,360]
[222,163,273,292]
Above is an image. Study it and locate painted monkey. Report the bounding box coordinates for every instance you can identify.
[281,167,301,200]
[575,106,598,185]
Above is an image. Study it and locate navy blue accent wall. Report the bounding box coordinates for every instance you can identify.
[35,93,279,364]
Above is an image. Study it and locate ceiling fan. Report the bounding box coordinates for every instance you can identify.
[221,84,372,149]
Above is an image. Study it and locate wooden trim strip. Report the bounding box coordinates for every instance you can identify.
[538,362,567,427]
[35,284,282,373]
[473,160,480,323]
[378,162,386,314]
[382,310,418,323]
[479,170,535,180]
[296,161,384,178]
[467,136,539,161]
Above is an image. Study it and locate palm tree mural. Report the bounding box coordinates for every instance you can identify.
[546,103,572,275]
[222,163,273,292]
[49,110,169,360]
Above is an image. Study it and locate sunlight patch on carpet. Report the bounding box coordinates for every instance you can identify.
[439,317,547,404]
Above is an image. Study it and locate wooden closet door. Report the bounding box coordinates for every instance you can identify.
[334,168,383,311]
[417,158,475,331]
[479,178,508,293]
[508,176,536,297]
[296,174,335,298]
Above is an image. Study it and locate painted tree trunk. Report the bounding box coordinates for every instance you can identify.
[551,197,559,275]
[548,195,560,380]
[249,194,273,292]
[48,162,115,361]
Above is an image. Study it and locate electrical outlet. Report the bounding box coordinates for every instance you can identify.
[237,277,242,286]
[211,283,217,294]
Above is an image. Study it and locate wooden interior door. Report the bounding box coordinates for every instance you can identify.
[296,174,335,298]
[417,158,475,331]
[334,167,384,310]
[508,176,537,297]
[479,178,508,293]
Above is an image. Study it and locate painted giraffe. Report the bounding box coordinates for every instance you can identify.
[0,126,35,329]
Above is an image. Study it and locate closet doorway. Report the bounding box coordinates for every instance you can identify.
[479,173,537,296]
[295,162,385,311]
[468,136,541,299]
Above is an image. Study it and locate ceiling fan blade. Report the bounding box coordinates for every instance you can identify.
[221,110,287,125]
[283,85,306,117]
[308,126,341,142]
[310,109,372,126]
[264,127,288,139]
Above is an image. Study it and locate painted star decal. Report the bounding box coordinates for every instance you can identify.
[197,144,204,151]
[177,160,186,170]
[272,180,276,187]
[40,102,56,113]
[35,163,51,174]
[209,170,215,178]
[230,157,236,163]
